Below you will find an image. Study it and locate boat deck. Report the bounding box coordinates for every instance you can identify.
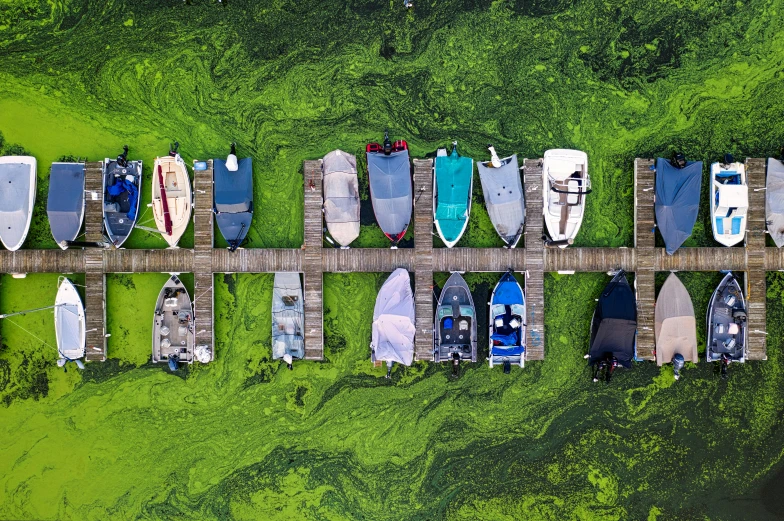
[0,157,773,364]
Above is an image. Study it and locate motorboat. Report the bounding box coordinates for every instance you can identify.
[654,273,697,380]
[47,162,86,249]
[103,146,142,247]
[766,157,784,247]
[434,272,477,366]
[706,272,747,377]
[710,156,747,247]
[322,149,360,247]
[272,272,304,369]
[588,270,637,382]
[0,155,37,251]
[488,271,525,372]
[214,143,253,251]
[152,275,194,371]
[433,142,473,247]
[366,131,412,246]
[55,277,85,368]
[655,155,702,254]
[370,268,415,377]
[543,149,590,247]
[477,146,524,247]
[152,143,192,248]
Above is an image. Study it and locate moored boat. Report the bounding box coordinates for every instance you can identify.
[543,149,591,247]
[214,143,253,251]
[103,146,142,247]
[766,156,784,247]
[152,275,194,371]
[371,268,416,377]
[48,162,86,249]
[434,272,477,367]
[433,142,473,248]
[710,156,747,247]
[322,149,360,248]
[0,155,37,251]
[706,272,747,377]
[654,155,702,255]
[488,271,526,373]
[588,270,637,383]
[272,272,305,369]
[654,273,697,380]
[366,131,412,247]
[477,146,524,247]
[55,277,85,369]
[152,143,192,248]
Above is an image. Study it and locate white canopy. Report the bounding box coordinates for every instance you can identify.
[371,268,415,365]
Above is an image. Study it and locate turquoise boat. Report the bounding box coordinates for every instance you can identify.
[433,142,473,247]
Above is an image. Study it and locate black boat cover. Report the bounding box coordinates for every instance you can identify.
[47,163,85,245]
[214,157,253,246]
[655,158,702,255]
[588,270,637,368]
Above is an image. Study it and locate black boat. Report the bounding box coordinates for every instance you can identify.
[434,272,477,367]
[588,270,637,383]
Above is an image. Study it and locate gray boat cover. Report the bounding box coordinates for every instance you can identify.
[322,150,360,246]
[766,158,784,247]
[367,150,412,238]
[371,268,415,365]
[272,272,305,360]
[214,157,253,245]
[47,163,85,245]
[477,155,525,244]
[654,273,697,366]
[655,158,702,255]
[0,162,33,250]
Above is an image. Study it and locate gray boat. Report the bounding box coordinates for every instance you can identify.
[214,143,253,251]
[0,156,37,251]
[103,146,142,247]
[272,272,305,368]
[152,275,194,371]
[366,132,412,246]
[322,149,360,247]
[706,272,747,376]
[434,272,477,365]
[766,157,784,247]
[654,273,697,380]
[477,148,524,247]
[47,162,85,249]
[370,268,415,377]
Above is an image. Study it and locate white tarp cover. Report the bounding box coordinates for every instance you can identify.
[717,183,748,209]
[654,273,697,366]
[0,162,33,249]
[371,268,415,365]
[323,150,360,246]
[272,273,304,360]
[477,155,524,242]
[766,158,784,247]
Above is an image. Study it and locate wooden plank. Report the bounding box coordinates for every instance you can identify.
[634,159,656,360]
[303,160,324,360]
[84,250,106,361]
[0,250,85,274]
[84,162,104,243]
[413,159,434,361]
[745,158,767,360]
[193,159,214,250]
[524,158,545,360]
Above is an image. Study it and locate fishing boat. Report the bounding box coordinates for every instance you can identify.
[434,272,477,365]
[488,271,525,373]
[433,142,473,248]
[766,157,784,247]
[322,149,360,247]
[55,277,85,366]
[710,156,748,247]
[272,272,304,369]
[366,131,412,247]
[655,273,697,380]
[588,270,637,383]
[214,143,253,251]
[477,146,524,247]
[655,155,702,255]
[706,272,747,377]
[152,275,194,371]
[103,146,142,247]
[370,268,415,378]
[152,144,192,248]
[543,149,591,247]
[47,162,86,249]
[0,155,37,251]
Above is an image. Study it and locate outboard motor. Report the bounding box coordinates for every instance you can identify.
[451,352,461,377]
[226,142,239,172]
[592,355,618,383]
[671,152,687,169]
[383,130,392,156]
[282,353,293,371]
[672,353,685,380]
[720,353,730,378]
[487,144,502,168]
[117,145,129,168]
[169,141,180,157]
[167,354,179,372]
[723,153,734,167]
[385,360,393,379]
[502,359,511,374]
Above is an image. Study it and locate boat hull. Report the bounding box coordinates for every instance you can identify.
[710,161,747,247]
[152,275,194,366]
[706,272,747,363]
[366,149,412,245]
[55,277,85,360]
[0,156,37,251]
[152,156,192,248]
[543,149,589,247]
[103,158,143,248]
[433,147,473,248]
[488,271,526,369]
[477,154,524,247]
[47,162,86,249]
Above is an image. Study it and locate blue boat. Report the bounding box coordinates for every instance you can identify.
[488,271,526,372]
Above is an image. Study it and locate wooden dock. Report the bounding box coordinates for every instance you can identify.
[0,156,776,365]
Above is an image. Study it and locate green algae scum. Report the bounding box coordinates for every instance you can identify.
[2,1,784,519]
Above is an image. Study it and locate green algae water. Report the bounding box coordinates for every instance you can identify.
[2,0,784,519]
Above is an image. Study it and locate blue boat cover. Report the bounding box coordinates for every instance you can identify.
[107,179,138,220]
[491,345,525,356]
[214,157,253,246]
[47,163,85,244]
[655,158,702,255]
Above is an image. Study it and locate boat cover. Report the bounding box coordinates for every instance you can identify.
[57,303,83,356]
[435,148,473,243]
[323,150,360,246]
[47,163,85,245]
[0,162,33,249]
[372,268,415,365]
[654,273,697,366]
[272,273,305,360]
[655,158,702,254]
[214,157,253,245]
[478,155,524,243]
[107,179,139,220]
[588,271,637,368]
[367,150,412,238]
[767,158,784,247]
[490,272,525,357]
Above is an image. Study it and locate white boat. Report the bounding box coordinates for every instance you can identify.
[542,149,590,247]
[55,278,85,363]
[0,156,37,251]
[152,275,194,371]
[152,152,192,248]
[710,159,747,247]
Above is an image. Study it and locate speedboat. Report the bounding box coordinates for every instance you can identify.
[272,272,304,369]
[477,146,524,247]
[434,272,477,366]
[214,143,253,251]
[47,162,86,249]
[655,155,702,255]
[322,149,360,247]
[766,157,784,247]
[152,143,192,248]
[543,149,591,247]
[370,268,416,377]
[710,156,747,247]
[654,273,697,380]
[0,156,37,251]
[706,272,747,377]
[55,277,85,368]
[103,146,142,247]
[366,131,412,246]
[488,271,525,372]
[152,275,194,371]
[433,142,473,247]
[588,270,637,383]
